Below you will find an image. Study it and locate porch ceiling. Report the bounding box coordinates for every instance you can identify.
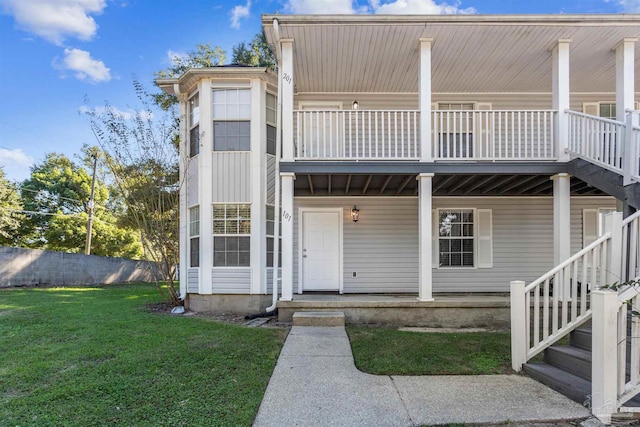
[263,15,640,94]
[293,173,606,197]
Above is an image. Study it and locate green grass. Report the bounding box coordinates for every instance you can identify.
[347,326,512,375]
[0,283,287,427]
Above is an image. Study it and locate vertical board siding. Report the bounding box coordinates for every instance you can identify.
[211,268,251,294]
[186,160,199,206]
[212,152,251,203]
[292,196,616,293]
[266,155,276,205]
[187,268,199,293]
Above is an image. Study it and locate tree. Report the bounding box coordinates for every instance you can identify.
[19,153,142,257]
[0,167,25,246]
[86,81,183,304]
[153,43,226,111]
[232,30,276,70]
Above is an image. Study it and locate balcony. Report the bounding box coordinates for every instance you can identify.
[294,109,558,161]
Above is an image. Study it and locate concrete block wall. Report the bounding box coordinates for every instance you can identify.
[0,246,161,288]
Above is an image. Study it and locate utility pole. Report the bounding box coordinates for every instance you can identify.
[85,154,97,255]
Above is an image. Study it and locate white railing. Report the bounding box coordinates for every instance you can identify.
[567,110,625,174]
[432,110,556,160]
[294,110,420,160]
[629,123,640,183]
[510,233,610,369]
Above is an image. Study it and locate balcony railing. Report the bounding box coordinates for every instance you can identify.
[567,110,625,174]
[293,109,557,161]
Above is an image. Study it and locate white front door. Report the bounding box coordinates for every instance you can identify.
[302,211,341,291]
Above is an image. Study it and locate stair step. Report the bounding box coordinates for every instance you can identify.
[570,327,592,351]
[523,362,591,405]
[292,311,345,327]
[545,345,592,381]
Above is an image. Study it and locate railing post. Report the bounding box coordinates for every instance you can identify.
[510,280,527,371]
[604,212,623,287]
[591,289,619,423]
[623,112,634,185]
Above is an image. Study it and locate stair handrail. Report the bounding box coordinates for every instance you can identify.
[525,232,611,293]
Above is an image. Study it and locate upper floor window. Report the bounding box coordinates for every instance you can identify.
[188,94,200,157]
[213,89,251,151]
[599,103,616,120]
[437,102,475,111]
[266,93,277,155]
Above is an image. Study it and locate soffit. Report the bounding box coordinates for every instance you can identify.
[264,16,640,94]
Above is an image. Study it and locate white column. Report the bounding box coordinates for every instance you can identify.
[250,79,266,294]
[591,289,618,423]
[510,280,527,372]
[281,39,295,161]
[616,38,636,122]
[280,172,295,301]
[198,79,214,294]
[552,39,571,162]
[418,173,434,301]
[552,173,571,267]
[603,212,623,287]
[177,92,189,298]
[419,38,433,162]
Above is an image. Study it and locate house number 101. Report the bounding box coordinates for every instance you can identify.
[282,211,292,222]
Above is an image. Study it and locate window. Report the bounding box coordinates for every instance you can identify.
[599,103,616,120]
[213,204,251,267]
[437,102,475,111]
[189,206,200,267]
[266,93,277,155]
[213,89,251,151]
[189,94,200,157]
[436,103,475,158]
[266,205,282,267]
[438,209,475,267]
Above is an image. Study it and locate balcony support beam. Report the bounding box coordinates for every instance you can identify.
[616,38,636,122]
[418,173,435,301]
[419,38,433,162]
[552,173,571,266]
[280,172,295,301]
[552,39,571,162]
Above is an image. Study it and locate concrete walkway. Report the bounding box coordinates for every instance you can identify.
[254,326,591,426]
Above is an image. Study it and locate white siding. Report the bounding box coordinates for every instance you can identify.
[212,152,251,203]
[187,268,199,293]
[266,267,281,294]
[186,160,198,206]
[211,268,251,294]
[293,196,616,293]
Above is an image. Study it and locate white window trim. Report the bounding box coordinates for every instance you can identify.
[435,207,478,269]
[188,205,200,268]
[212,203,252,268]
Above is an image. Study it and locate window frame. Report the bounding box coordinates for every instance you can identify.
[212,203,251,267]
[266,204,282,268]
[212,88,251,152]
[188,205,200,268]
[188,93,200,158]
[436,208,477,269]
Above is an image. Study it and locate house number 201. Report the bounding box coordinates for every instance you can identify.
[282,73,292,84]
[282,211,292,222]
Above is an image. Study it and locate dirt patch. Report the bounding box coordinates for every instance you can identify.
[144,302,283,327]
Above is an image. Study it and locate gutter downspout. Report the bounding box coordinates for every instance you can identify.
[267,18,283,313]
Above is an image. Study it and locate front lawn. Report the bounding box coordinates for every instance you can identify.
[347,326,511,375]
[0,283,287,426]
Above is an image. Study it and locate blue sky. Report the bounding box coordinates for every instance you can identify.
[0,0,637,182]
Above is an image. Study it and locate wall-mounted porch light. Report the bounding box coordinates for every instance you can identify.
[351,206,360,222]
[352,100,359,110]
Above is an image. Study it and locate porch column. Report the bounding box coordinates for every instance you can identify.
[418,173,435,301]
[616,38,637,185]
[250,79,266,294]
[281,39,295,161]
[280,172,295,301]
[198,79,214,295]
[552,39,571,162]
[552,173,571,300]
[419,38,433,162]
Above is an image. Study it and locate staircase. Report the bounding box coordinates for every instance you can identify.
[524,320,640,409]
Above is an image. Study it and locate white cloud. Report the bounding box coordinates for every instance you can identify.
[230,0,251,29]
[59,48,111,84]
[166,49,188,66]
[618,0,640,12]
[281,0,475,14]
[0,148,35,182]
[283,0,357,14]
[78,105,153,121]
[0,0,106,45]
[371,0,476,14]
